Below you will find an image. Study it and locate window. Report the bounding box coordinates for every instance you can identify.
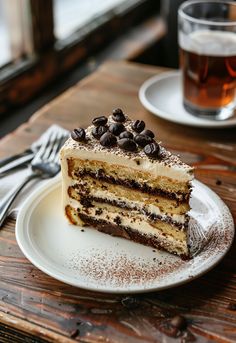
[54,0,139,40]
[0,0,157,115]
[0,0,32,67]
[0,0,11,67]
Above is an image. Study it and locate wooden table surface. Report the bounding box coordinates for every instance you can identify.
[0,61,236,343]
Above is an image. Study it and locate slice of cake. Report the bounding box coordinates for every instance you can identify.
[60,109,194,258]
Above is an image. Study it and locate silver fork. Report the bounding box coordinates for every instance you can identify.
[0,130,67,227]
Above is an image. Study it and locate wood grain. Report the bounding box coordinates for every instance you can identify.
[0,61,236,342]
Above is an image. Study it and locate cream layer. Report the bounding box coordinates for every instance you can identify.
[68,180,187,225]
[67,197,187,242]
[60,137,193,183]
[66,202,188,255]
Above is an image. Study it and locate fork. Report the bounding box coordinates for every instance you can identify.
[0,130,66,227]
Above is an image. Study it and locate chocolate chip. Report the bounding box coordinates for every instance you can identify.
[144,142,160,158]
[216,179,222,185]
[131,120,145,133]
[170,315,187,330]
[114,216,121,225]
[95,208,103,215]
[119,131,133,139]
[100,132,117,147]
[92,116,107,126]
[92,125,107,139]
[118,138,137,152]
[113,108,123,114]
[112,108,126,122]
[141,129,155,138]
[80,197,93,208]
[134,134,153,147]
[109,123,125,136]
[71,128,86,142]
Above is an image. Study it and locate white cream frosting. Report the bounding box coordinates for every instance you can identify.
[61,139,193,182]
[60,114,194,183]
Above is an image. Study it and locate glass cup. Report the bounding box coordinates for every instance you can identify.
[178,0,236,120]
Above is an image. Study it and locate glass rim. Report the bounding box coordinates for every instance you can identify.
[178,0,236,26]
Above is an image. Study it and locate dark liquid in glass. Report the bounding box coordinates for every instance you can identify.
[180,48,236,111]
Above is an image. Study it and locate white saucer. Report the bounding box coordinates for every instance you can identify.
[139,71,236,128]
[16,176,234,294]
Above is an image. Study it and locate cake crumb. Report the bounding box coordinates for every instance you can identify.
[216,179,222,185]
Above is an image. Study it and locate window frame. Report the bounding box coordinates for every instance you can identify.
[0,0,159,116]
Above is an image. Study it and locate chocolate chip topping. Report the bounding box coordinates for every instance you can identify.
[68,111,187,168]
[119,131,133,139]
[112,108,126,122]
[113,108,123,114]
[100,132,117,147]
[144,142,160,158]
[141,129,155,138]
[118,138,137,152]
[131,120,145,133]
[71,128,86,142]
[109,123,125,136]
[170,315,187,330]
[92,116,107,126]
[92,125,107,139]
[134,134,153,148]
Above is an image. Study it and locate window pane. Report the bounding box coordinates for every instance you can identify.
[0,0,11,67]
[0,0,33,68]
[54,0,132,40]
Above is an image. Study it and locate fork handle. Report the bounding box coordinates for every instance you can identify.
[0,172,38,227]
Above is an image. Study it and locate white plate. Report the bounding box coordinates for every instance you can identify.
[16,176,234,294]
[139,71,236,128]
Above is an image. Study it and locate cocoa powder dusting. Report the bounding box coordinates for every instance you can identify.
[66,250,184,287]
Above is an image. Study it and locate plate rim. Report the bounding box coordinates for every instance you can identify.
[15,176,235,294]
[139,71,236,129]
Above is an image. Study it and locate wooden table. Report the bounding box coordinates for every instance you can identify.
[0,61,235,343]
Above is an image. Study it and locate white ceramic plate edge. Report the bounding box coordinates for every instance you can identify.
[15,177,235,294]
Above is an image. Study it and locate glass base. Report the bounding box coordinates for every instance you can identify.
[184,100,235,121]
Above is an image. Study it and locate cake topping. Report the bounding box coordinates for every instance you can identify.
[100,132,117,147]
[134,134,153,148]
[112,108,126,122]
[71,128,86,142]
[92,116,108,126]
[118,138,137,152]
[92,125,107,139]
[144,142,160,158]
[141,129,155,138]
[119,131,133,139]
[67,113,195,174]
[132,120,145,133]
[109,123,125,136]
